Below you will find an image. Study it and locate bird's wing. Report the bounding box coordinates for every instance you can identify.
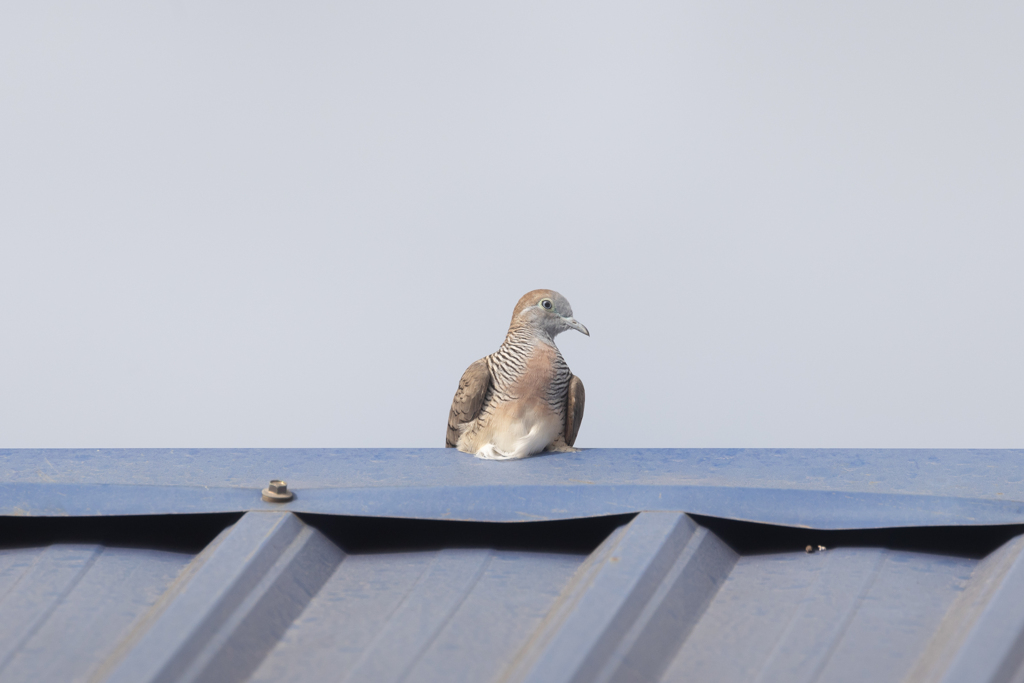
[446,358,491,448]
[565,374,585,447]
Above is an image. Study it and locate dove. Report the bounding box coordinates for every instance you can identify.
[446,289,588,460]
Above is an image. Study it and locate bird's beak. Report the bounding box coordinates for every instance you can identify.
[563,317,590,336]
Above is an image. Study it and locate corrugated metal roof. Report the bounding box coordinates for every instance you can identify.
[2,448,1023,682]
[4,448,1024,526]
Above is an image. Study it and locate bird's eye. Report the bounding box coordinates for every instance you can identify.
[540,299,553,310]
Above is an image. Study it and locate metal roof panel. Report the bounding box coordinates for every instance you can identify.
[3,449,1024,682]
[3,448,1023,528]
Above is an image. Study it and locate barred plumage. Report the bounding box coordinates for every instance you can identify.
[446,289,589,460]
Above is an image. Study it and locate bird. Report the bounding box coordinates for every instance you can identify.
[446,289,588,460]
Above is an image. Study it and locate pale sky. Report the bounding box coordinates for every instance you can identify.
[1,2,1021,448]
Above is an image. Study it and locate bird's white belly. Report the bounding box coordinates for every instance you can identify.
[462,401,560,460]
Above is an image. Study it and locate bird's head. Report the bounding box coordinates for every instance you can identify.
[510,289,590,339]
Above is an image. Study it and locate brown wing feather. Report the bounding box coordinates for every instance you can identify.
[445,358,491,448]
[564,374,585,447]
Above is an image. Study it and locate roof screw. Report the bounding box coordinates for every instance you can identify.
[262,479,294,503]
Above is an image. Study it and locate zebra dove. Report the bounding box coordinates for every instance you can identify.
[446,289,588,460]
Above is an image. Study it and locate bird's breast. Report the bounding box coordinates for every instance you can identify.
[513,343,556,395]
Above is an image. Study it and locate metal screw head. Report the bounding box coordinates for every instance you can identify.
[262,479,294,503]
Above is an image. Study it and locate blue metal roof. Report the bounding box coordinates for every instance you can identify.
[3,448,1024,527]
[2,448,1023,682]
